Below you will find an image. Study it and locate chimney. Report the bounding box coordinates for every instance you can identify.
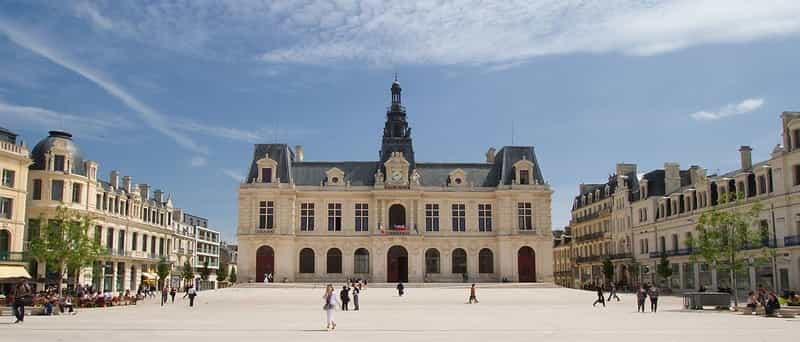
[154,189,164,203]
[739,146,752,170]
[140,184,150,201]
[664,162,681,194]
[688,165,705,184]
[615,163,636,176]
[485,147,496,163]
[295,145,304,161]
[122,176,132,192]
[110,170,119,189]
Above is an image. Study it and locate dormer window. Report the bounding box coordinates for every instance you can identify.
[519,170,530,185]
[54,155,66,172]
[513,158,535,185]
[325,167,345,186]
[255,153,278,184]
[448,169,467,187]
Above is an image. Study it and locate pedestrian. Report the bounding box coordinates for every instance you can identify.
[351,283,360,311]
[607,283,620,302]
[765,292,781,316]
[187,285,197,307]
[268,273,273,283]
[592,284,606,307]
[323,284,338,331]
[12,279,33,324]
[161,286,169,306]
[363,279,368,290]
[340,285,350,311]
[636,286,647,313]
[170,287,177,303]
[264,273,269,285]
[396,282,405,297]
[648,287,659,313]
[468,284,479,304]
[60,294,75,315]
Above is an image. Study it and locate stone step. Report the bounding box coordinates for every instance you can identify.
[234,282,558,289]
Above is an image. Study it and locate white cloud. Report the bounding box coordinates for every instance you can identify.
[190,156,207,167]
[172,118,317,143]
[690,98,765,121]
[73,1,113,31]
[0,22,209,155]
[61,1,800,68]
[0,99,134,138]
[222,169,245,182]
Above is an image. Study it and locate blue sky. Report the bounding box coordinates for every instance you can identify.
[1,1,800,242]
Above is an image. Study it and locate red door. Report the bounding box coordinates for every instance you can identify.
[256,246,274,283]
[518,247,536,282]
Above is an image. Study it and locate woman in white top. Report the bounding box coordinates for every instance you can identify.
[323,284,339,331]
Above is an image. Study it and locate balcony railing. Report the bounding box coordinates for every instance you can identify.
[608,253,632,260]
[785,235,800,247]
[381,225,412,236]
[649,248,694,258]
[0,251,27,262]
[576,255,602,263]
[576,231,605,242]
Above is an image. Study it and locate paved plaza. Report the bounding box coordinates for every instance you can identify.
[2,286,797,342]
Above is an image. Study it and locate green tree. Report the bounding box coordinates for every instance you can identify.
[199,259,211,281]
[602,257,614,284]
[656,252,673,287]
[215,264,228,282]
[229,267,237,283]
[156,258,171,288]
[29,207,105,291]
[686,193,770,309]
[181,261,195,286]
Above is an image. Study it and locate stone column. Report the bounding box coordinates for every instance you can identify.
[694,264,701,291]
[711,268,718,290]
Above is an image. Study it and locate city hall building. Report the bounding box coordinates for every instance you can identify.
[237,80,554,283]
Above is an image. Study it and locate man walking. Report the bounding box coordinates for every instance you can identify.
[161,286,169,306]
[339,285,350,311]
[396,282,405,297]
[648,287,659,312]
[468,284,479,304]
[12,279,32,324]
[170,287,177,303]
[186,285,197,307]
[607,283,620,302]
[592,284,606,307]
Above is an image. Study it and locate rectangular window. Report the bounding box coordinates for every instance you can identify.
[519,169,530,185]
[518,202,533,230]
[118,230,125,253]
[425,204,440,232]
[757,175,767,194]
[54,155,65,171]
[478,204,492,232]
[0,197,12,219]
[300,203,315,231]
[258,201,274,230]
[94,226,101,245]
[131,233,138,251]
[72,183,82,203]
[451,204,466,232]
[794,165,800,186]
[142,234,148,252]
[96,194,102,209]
[262,168,272,183]
[1,169,14,187]
[328,203,342,231]
[106,228,114,249]
[32,179,42,200]
[355,203,369,232]
[51,180,64,201]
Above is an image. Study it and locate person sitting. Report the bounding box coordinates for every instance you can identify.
[765,293,781,316]
[746,291,758,309]
[61,295,75,315]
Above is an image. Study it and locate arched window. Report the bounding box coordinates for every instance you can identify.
[354,248,369,274]
[425,249,440,274]
[452,248,467,274]
[299,248,315,274]
[478,248,493,274]
[327,248,342,273]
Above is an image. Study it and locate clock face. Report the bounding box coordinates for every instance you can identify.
[391,170,403,181]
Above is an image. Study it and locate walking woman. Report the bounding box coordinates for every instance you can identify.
[648,287,659,313]
[323,284,339,331]
[636,286,647,312]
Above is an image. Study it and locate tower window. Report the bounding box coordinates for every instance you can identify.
[261,168,272,183]
[520,170,530,185]
[54,155,66,172]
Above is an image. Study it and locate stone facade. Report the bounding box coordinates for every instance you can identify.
[237,80,554,283]
[560,112,800,293]
[0,127,31,275]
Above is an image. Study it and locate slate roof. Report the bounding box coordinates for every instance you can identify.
[573,170,639,209]
[30,131,86,175]
[245,145,545,188]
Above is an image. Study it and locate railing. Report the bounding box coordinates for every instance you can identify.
[0,141,28,155]
[608,253,632,260]
[576,231,605,242]
[649,248,694,258]
[255,228,274,234]
[575,212,599,223]
[743,240,777,250]
[0,251,27,262]
[785,235,800,247]
[576,255,602,263]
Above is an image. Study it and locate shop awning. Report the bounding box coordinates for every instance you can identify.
[141,272,157,280]
[0,265,32,281]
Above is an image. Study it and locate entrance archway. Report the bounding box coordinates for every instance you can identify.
[389,204,406,229]
[255,245,275,283]
[518,246,536,282]
[387,245,408,282]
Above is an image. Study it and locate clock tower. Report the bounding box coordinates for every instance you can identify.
[379,76,415,176]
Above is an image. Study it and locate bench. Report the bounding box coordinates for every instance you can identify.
[740,306,765,315]
[683,292,731,310]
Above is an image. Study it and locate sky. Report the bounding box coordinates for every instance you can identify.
[1,1,800,242]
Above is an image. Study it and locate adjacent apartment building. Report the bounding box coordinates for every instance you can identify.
[0,127,32,294]
[560,112,800,294]
[237,79,554,283]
